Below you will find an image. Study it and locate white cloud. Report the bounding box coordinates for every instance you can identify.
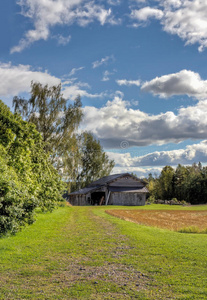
[0,62,60,97]
[102,70,116,81]
[68,67,85,77]
[141,70,207,100]
[54,34,71,46]
[102,70,111,82]
[92,55,114,68]
[111,165,162,177]
[62,82,104,100]
[0,62,101,101]
[116,79,141,86]
[107,0,121,5]
[130,0,207,52]
[107,140,207,169]
[82,95,207,148]
[131,7,163,22]
[11,0,116,53]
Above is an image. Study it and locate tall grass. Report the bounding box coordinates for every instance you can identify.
[178,226,207,233]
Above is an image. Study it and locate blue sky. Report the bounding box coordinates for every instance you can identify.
[1,0,207,176]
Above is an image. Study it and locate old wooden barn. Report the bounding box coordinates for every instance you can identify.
[68,173,148,206]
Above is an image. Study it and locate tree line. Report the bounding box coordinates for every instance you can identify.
[148,163,207,204]
[0,82,114,235]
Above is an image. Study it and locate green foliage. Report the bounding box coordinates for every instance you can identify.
[178,226,207,234]
[13,83,114,191]
[0,148,35,234]
[148,162,207,204]
[75,132,115,190]
[147,195,155,203]
[0,100,64,236]
[13,82,83,177]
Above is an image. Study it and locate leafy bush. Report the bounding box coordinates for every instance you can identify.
[0,100,64,236]
[0,151,36,235]
[178,226,207,234]
[147,195,155,203]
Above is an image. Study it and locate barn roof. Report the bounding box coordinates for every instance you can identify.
[69,186,99,195]
[69,173,148,196]
[87,173,131,187]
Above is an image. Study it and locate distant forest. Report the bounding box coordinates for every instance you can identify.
[147,163,207,205]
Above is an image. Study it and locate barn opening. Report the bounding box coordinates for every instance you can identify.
[90,192,105,205]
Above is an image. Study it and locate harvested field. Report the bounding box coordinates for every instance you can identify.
[106,209,207,232]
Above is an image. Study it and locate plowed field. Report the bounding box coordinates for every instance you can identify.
[106,209,207,231]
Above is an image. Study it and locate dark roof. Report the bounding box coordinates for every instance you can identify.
[88,173,131,187]
[69,186,99,195]
[69,173,147,195]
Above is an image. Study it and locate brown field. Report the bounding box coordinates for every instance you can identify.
[106,209,207,232]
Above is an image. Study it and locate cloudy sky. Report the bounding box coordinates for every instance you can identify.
[2,0,207,177]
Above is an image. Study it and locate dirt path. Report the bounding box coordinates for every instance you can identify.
[52,207,149,299]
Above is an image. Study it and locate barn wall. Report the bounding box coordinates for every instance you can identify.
[109,176,144,187]
[69,195,88,206]
[110,192,146,206]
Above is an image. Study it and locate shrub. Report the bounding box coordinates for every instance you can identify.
[178,226,207,234]
[147,195,156,203]
[0,101,64,236]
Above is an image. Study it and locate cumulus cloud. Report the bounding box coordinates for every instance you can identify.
[111,165,162,177]
[11,0,116,53]
[62,81,104,100]
[141,70,207,100]
[130,0,207,52]
[107,140,207,169]
[82,95,207,148]
[0,62,60,97]
[116,79,141,86]
[0,62,101,101]
[131,7,163,22]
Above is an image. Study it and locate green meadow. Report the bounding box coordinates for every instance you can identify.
[0,204,207,299]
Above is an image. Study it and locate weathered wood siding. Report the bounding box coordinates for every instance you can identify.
[109,176,144,187]
[110,192,146,206]
[69,195,88,206]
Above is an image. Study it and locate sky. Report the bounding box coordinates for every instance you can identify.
[1,0,207,177]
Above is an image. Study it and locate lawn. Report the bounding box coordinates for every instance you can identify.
[0,204,206,299]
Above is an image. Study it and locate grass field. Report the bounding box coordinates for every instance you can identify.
[0,204,207,299]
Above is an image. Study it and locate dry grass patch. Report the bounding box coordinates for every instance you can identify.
[106,209,207,232]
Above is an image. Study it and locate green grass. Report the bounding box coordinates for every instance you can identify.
[0,204,207,299]
[178,226,207,234]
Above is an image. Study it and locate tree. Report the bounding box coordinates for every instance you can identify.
[0,100,64,235]
[158,166,175,200]
[13,83,114,189]
[147,173,158,201]
[76,132,115,190]
[13,82,83,170]
[174,164,188,200]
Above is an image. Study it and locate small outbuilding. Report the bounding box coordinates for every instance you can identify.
[68,173,148,206]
